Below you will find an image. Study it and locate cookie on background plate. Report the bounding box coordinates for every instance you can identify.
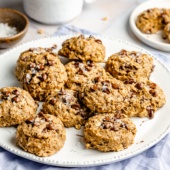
[16,112,66,157]
[84,113,136,152]
[58,35,105,62]
[0,87,38,127]
[43,88,92,129]
[105,49,153,81]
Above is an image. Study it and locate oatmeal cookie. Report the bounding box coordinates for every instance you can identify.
[58,35,105,62]
[136,8,170,34]
[122,79,166,118]
[16,112,66,157]
[43,88,92,129]
[79,76,129,113]
[105,50,153,81]
[15,46,57,81]
[84,113,136,152]
[16,47,68,101]
[0,87,38,127]
[162,23,170,42]
[65,60,107,91]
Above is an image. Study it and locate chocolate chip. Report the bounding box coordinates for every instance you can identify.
[49,98,56,105]
[26,117,35,124]
[90,85,98,92]
[149,83,156,89]
[46,124,55,130]
[111,126,119,131]
[74,62,80,68]
[135,82,142,90]
[86,60,94,67]
[94,77,100,83]
[39,73,47,81]
[112,83,119,89]
[102,87,110,94]
[78,110,88,118]
[37,64,44,70]
[12,96,20,103]
[12,89,20,96]
[124,79,135,84]
[48,60,55,66]
[85,66,91,71]
[71,104,81,110]
[146,106,154,119]
[95,39,102,44]
[102,122,113,129]
[58,88,65,95]
[119,49,127,56]
[77,68,84,75]
[149,90,157,97]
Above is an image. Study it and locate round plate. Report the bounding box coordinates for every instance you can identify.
[129,0,170,52]
[0,35,170,167]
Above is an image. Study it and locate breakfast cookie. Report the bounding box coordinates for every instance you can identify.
[0,87,38,127]
[136,8,170,34]
[65,60,107,91]
[79,76,129,113]
[15,46,57,81]
[105,50,153,81]
[16,47,68,101]
[162,23,170,42]
[122,79,166,118]
[43,88,92,129]
[16,112,66,157]
[84,113,136,152]
[58,35,105,62]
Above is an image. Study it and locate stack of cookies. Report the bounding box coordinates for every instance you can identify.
[136,8,170,42]
[0,35,166,157]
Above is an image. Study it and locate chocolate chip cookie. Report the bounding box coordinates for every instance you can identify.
[84,113,136,152]
[122,79,166,118]
[16,47,68,101]
[136,8,170,34]
[105,50,153,81]
[43,88,92,129]
[163,23,170,42]
[79,76,129,113]
[0,87,38,127]
[65,60,107,91]
[16,112,66,157]
[58,35,105,62]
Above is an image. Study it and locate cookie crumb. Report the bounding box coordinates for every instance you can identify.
[37,29,44,34]
[101,17,108,21]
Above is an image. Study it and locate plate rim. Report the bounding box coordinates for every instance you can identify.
[0,35,170,167]
[129,0,170,52]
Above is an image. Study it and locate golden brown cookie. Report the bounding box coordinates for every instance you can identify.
[84,113,136,152]
[58,35,105,62]
[42,88,92,129]
[105,49,153,81]
[16,112,66,157]
[0,87,38,127]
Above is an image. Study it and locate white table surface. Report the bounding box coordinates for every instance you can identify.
[0,0,169,57]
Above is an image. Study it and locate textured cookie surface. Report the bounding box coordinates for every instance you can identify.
[79,76,129,113]
[16,47,68,101]
[84,113,136,152]
[163,23,170,42]
[105,50,153,81]
[122,79,166,118]
[136,8,170,34]
[43,88,92,129]
[16,112,66,157]
[58,35,105,62]
[0,87,38,127]
[65,60,107,91]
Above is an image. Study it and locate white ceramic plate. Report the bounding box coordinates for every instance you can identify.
[129,0,170,52]
[0,35,170,167]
